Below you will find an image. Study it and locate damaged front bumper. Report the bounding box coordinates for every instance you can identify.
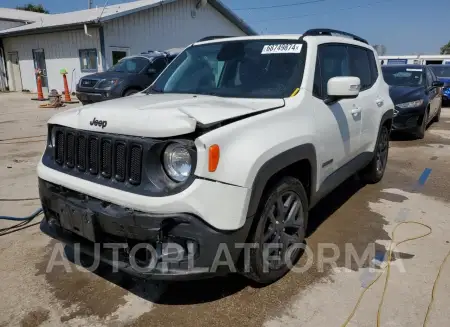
[39,178,253,280]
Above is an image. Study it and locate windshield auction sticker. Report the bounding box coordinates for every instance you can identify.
[261,44,303,54]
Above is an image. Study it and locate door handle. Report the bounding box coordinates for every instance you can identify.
[351,107,361,116]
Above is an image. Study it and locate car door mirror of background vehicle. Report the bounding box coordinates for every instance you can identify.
[325,76,361,105]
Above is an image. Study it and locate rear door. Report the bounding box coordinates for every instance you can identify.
[425,67,438,118]
[429,68,442,113]
[347,46,380,152]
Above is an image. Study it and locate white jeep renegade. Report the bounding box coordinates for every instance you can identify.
[38,29,394,284]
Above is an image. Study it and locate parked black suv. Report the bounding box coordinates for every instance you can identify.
[76,49,181,104]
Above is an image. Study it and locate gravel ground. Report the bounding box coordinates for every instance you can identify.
[0,92,449,327]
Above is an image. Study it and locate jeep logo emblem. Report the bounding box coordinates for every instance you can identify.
[90,118,107,129]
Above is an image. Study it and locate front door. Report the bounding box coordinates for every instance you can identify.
[315,44,362,174]
[32,49,48,94]
[7,52,23,92]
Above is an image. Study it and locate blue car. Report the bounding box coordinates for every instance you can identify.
[428,64,450,105]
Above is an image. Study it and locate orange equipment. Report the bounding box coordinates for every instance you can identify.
[60,68,79,103]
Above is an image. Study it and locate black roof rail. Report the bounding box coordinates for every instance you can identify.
[303,28,368,44]
[197,35,233,42]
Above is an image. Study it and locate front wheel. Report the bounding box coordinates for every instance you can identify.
[123,89,140,97]
[243,177,308,284]
[359,125,389,184]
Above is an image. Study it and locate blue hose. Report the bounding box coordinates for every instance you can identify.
[0,208,43,221]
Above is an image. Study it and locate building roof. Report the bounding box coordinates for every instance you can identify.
[0,0,256,36]
[0,7,49,22]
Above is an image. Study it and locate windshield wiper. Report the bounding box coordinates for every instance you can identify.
[146,87,164,94]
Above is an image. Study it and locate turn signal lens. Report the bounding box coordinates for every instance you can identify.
[208,144,220,172]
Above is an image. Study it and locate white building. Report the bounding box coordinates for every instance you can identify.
[379,54,450,66]
[0,0,255,93]
[0,8,49,91]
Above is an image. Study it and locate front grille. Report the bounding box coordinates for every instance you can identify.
[115,142,126,182]
[79,79,98,88]
[53,127,143,185]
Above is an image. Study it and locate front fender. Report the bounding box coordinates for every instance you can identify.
[193,105,316,217]
[245,143,316,217]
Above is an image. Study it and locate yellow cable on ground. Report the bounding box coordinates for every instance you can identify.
[422,247,450,326]
[340,220,447,327]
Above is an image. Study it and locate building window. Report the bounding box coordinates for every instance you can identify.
[112,51,127,65]
[79,49,98,72]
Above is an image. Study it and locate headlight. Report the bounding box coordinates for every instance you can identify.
[95,78,121,90]
[396,99,424,109]
[163,143,192,182]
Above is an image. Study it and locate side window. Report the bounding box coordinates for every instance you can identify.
[429,69,438,82]
[425,68,433,88]
[317,44,349,96]
[367,50,379,85]
[313,57,322,98]
[150,58,167,75]
[347,46,372,91]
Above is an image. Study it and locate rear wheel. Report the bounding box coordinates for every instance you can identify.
[416,109,428,139]
[243,177,308,284]
[359,125,389,184]
[433,106,441,123]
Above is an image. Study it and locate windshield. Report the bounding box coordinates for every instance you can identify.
[108,57,149,73]
[148,40,306,98]
[382,66,424,87]
[428,65,450,78]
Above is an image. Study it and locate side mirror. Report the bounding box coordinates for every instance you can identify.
[325,76,361,104]
[432,80,444,88]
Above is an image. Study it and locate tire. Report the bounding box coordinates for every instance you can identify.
[416,109,428,139]
[359,125,389,184]
[433,106,441,123]
[243,176,309,284]
[123,89,139,97]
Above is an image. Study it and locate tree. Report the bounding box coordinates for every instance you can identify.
[441,41,450,55]
[16,3,49,14]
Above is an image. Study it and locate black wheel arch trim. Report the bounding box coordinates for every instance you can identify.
[122,86,142,96]
[246,143,317,218]
[380,109,394,129]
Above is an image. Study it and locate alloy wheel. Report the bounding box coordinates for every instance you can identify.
[261,191,305,270]
[376,128,389,173]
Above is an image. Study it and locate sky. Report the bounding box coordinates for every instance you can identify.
[2,0,449,55]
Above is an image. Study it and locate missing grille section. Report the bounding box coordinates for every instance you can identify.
[101,139,112,178]
[129,144,143,185]
[114,142,126,182]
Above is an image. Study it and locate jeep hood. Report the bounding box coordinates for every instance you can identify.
[48,94,285,137]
